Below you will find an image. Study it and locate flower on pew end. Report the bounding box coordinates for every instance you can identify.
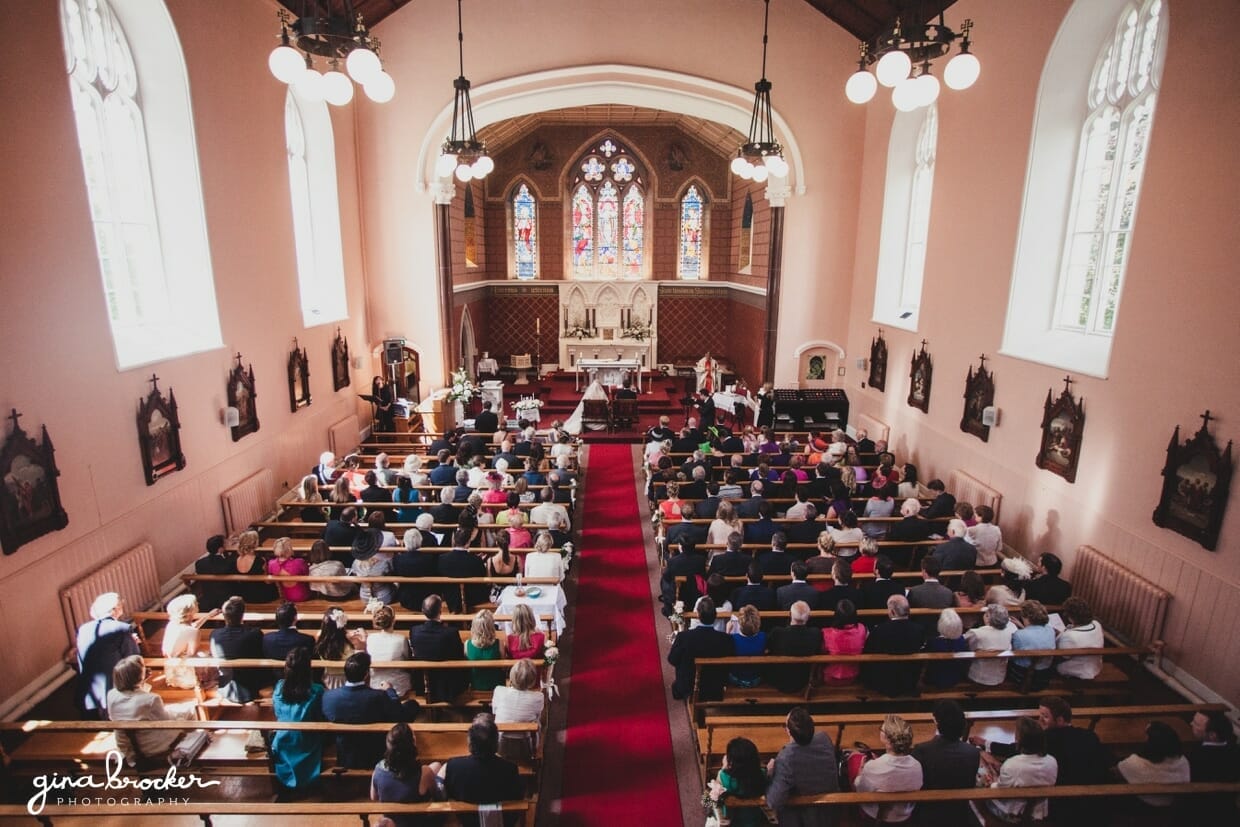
[364,598,385,616]
[543,646,559,666]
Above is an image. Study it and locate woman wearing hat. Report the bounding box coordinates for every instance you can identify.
[349,529,394,605]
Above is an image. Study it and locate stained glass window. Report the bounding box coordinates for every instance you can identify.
[513,184,537,279]
[622,186,644,274]
[738,194,753,271]
[1055,0,1164,336]
[463,185,477,269]
[568,139,646,278]
[678,185,705,279]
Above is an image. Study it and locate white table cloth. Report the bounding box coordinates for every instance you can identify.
[713,390,758,425]
[495,584,567,635]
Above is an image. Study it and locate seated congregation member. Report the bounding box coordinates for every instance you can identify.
[730,561,777,612]
[849,536,877,575]
[329,474,359,516]
[1117,721,1192,808]
[350,529,395,606]
[976,717,1058,824]
[271,647,325,799]
[1055,596,1104,679]
[906,556,955,635]
[267,536,311,603]
[359,470,390,504]
[544,510,574,551]
[827,511,864,546]
[368,510,398,548]
[1188,710,1240,819]
[323,653,416,770]
[1009,600,1056,689]
[314,607,365,691]
[886,497,933,544]
[860,556,905,612]
[666,502,707,548]
[162,593,219,689]
[506,603,546,660]
[765,706,839,827]
[707,736,769,827]
[922,608,969,688]
[438,528,488,611]
[487,533,521,578]
[194,534,233,611]
[745,501,779,546]
[785,502,821,546]
[766,601,823,694]
[393,530,437,611]
[953,570,987,612]
[920,479,956,519]
[964,603,1016,686]
[323,505,362,548]
[736,479,767,519]
[821,599,866,685]
[1025,552,1072,606]
[777,560,819,611]
[726,605,767,687]
[430,486,459,526]
[706,499,745,558]
[371,722,443,823]
[695,481,723,520]
[505,511,533,549]
[231,530,278,604]
[524,530,565,582]
[210,595,264,701]
[414,513,441,549]
[106,655,197,766]
[989,555,1033,607]
[819,559,863,613]
[466,609,505,691]
[439,713,524,827]
[409,595,468,703]
[709,531,753,577]
[759,532,793,578]
[307,539,352,599]
[661,537,706,616]
[312,451,338,485]
[668,596,735,700]
[862,595,925,697]
[855,714,924,823]
[862,483,898,539]
[427,450,457,485]
[391,475,421,523]
[928,519,976,572]
[911,700,980,827]
[491,659,545,760]
[366,605,413,697]
[262,601,315,683]
[965,504,1003,566]
[805,532,837,578]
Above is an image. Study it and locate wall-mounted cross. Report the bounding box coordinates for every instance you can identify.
[1200,410,1215,429]
[148,373,160,392]
[977,354,988,368]
[1062,375,1075,394]
[920,339,929,351]
[6,408,22,432]
[234,352,244,367]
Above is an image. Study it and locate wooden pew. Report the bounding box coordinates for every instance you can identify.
[3,801,545,827]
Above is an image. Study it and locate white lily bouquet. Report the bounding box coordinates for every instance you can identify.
[511,397,544,415]
[445,367,477,402]
[543,645,561,700]
[566,324,592,339]
[620,321,651,341]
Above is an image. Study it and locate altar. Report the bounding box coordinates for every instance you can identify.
[557,281,658,371]
[576,358,643,391]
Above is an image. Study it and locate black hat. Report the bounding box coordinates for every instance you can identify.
[351,528,381,560]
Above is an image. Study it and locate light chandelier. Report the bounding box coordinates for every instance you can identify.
[730,0,788,182]
[268,1,395,106]
[845,16,979,111]
[435,0,494,182]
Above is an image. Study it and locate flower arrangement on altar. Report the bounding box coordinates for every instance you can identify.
[566,323,593,340]
[511,397,543,415]
[620,321,651,341]
[444,367,478,402]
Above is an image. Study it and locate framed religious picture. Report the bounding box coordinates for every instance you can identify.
[907,340,933,414]
[288,339,311,412]
[1035,376,1085,483]
[227,353,260,442]
[961,355,996,442]
[331,328,350,392]
[137,374,186,486]
[868,330,887,392]
[0,409,69,555]
[1152,411,1233,551]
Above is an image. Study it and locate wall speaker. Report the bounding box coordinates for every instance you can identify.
[855,357,867,371]
[982,406,1000,427]
[383,338,405,365]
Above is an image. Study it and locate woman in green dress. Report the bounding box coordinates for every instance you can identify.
[465,609,505,691]
[708,736,770,825]
[271,647,325,797]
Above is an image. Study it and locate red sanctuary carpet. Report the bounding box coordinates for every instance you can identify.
[559,443,681,825]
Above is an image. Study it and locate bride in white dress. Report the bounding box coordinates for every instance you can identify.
[563,380,610,434]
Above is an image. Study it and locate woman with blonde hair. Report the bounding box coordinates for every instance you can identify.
[298,474,327,522]
[506,510,533,549]
[491,658,545,760]
[162,593,219,689]
[658,481,684,522]
[523,530,564,581]
[231,529,277,604]
[267,537,311,603]
[806,531,836,577]
[726,605,766,687]
[365,605,411,696]
[465,609,505,690]
[506,603,546,660]
[855,714,924,822]
[707,499,742,552]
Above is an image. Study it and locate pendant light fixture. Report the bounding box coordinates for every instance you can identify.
[268,1,395,105]
[731,0,788,182]
[436,0,494,182]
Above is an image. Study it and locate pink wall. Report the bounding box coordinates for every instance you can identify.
[843,0,1240,703]
[0,0,374,704]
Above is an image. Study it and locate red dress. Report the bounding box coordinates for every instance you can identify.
[507,631,546,660]
[850,556,877,576]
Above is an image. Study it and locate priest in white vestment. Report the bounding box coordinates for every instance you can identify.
[695,352,723,394]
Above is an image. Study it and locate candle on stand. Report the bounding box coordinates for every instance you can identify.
[536,317,541,335]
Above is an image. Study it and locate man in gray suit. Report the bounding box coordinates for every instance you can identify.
[906,556,955,619]
[766,706,839,826]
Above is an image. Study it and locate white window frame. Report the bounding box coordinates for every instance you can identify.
[872,104,937,331]
[60,0,222,370]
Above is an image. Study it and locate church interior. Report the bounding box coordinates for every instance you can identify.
[1,0,1238,823]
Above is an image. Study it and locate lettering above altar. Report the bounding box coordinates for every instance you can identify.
[558,280,657,369]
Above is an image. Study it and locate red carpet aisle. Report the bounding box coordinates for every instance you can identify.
[558,443,682,825]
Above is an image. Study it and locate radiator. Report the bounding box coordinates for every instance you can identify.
[220,469,275,535]
[60,543,160,645]
[948,469,1003,522]
[1073,545,1170,650]
[329,414,361,458]
[853,413,890,443]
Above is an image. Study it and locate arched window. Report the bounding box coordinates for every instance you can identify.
[512,183,538,279]
[678,185,706,280]
[285,88,347,327]
[1003,0,1167,376]
[872,104,937,329]
[568,138,646,278]
[60,0,221,369]
[738,194,754,272]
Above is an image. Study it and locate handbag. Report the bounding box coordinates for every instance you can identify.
[168,730,211,769]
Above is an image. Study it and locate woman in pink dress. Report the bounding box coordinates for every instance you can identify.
[267,536,310,602]
[822,599,867,685]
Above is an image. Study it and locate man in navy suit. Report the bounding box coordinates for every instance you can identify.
[321,652,417,769]
[473,401,499,435]
[758,531,793,577]
[777,561,819,610]
[661,537,706,616]
[436,530,488,611]
[862,595,926,696]
[929,519,977,573]
[667,598,735,700]
[730,562,777,611]
[261,602,315,682]
[736,479,767,518]
[666,503,707,548]
[745,501,779,545]
[708,532,753,577]
[408,594,469,701]
[440,713,524,827]
[427,449,457,485]
[860,556,907,614]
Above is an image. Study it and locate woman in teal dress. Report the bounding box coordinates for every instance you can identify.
[271,646,325,796]
[708,737,770,826]
[464,609,505,691]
